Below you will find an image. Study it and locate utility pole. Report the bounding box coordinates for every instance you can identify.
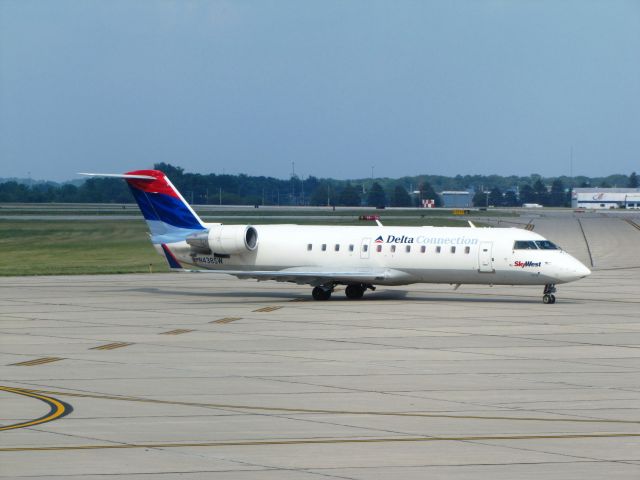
[219,187,222,205]
[290,161,296,205]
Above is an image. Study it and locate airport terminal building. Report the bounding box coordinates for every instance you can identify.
[440,191,472,208]
[571,188,640,209]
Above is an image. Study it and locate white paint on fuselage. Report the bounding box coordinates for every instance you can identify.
[164,225,591,287]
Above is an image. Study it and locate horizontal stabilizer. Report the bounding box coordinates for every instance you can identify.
[79,173,156,180]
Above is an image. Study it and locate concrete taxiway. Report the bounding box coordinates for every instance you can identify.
[2,211,640,479]
[1,269,640,479]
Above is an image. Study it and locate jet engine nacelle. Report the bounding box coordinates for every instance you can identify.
[186,225,258,255]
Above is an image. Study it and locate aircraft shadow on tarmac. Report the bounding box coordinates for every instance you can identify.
[128,287,555,304]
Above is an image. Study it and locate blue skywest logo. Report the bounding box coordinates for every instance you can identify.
[374,236,384,243]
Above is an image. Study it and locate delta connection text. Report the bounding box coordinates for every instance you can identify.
[379,235,479,245]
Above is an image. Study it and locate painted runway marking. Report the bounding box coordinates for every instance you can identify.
[3,432,640,452]
[0,386,72,431]
[253,306,282,312]
[9,357,64,367]
[159,329,193,335]
[90,342,133,350]
[212,317,242,324]
[16,388,640,426]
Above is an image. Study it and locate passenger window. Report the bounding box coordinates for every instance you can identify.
[349,244,354,252]
[451,246,456,253]
[335,244,340,252]
[405,245,411,253]
[307,244,312,251]
[376,244,382,253]
[465,246,470,254]
[436,246,441,253]
[420,245,426,253]
[391,245,396,253]
[513,241,538,250]
[363,244,368,252]
[321,244,327,251]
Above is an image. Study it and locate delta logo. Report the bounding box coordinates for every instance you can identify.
[374,236,384,243]
[514,260,542,268]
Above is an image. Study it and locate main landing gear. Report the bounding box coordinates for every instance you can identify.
[345,283,375,299]
[543,284,557,304]
[312,285,333,301]
[311,284,375,301]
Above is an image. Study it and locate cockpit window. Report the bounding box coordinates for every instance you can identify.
[513,240,538,250]
[535,240,559,250]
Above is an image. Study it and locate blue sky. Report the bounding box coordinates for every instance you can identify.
[1,0,639,182]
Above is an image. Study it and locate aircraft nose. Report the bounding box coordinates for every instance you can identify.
[562,258,591,281]
[576,263,591,278]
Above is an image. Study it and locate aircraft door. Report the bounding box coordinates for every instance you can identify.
[360,238,371,259]
[478,241,494,273]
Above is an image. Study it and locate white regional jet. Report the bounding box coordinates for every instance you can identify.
[83,169,591,303]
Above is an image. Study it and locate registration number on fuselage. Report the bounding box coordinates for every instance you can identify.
[193,256,224,265]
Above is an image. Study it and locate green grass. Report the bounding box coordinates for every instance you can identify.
[0,219,167,276]
[0,215,480,276]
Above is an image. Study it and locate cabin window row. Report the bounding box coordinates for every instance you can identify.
[307,244,472,254]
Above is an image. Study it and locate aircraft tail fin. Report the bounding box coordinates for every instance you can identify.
[80,170,206,244]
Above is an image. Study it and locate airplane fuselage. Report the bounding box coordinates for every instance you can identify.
[163,225,590,287]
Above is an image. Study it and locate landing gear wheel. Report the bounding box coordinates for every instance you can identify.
[543,284,557,304]
[345,284,365,299]
[312,286,332,301]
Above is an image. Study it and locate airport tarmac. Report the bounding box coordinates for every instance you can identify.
[2,210,640,479]
[1,267,640,479]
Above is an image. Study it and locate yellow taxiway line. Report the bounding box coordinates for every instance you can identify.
[16,387,640,425]
[0,386,72,431]
[3,432,640,452]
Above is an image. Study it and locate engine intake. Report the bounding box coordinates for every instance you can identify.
[187,225,258,255]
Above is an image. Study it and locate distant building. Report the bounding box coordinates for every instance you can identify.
[440,191,472,208]
[571,188,640,209]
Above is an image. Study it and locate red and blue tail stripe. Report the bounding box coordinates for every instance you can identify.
[161,244,183,269]
[124,170,206,243]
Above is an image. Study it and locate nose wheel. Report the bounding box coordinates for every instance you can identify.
[543,284,556,304]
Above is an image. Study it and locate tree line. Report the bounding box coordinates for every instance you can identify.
[0,163,637,208]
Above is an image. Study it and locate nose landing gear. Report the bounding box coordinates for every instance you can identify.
[543,284,556,304]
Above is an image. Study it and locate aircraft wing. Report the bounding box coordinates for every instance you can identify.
[181,267,412,286]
